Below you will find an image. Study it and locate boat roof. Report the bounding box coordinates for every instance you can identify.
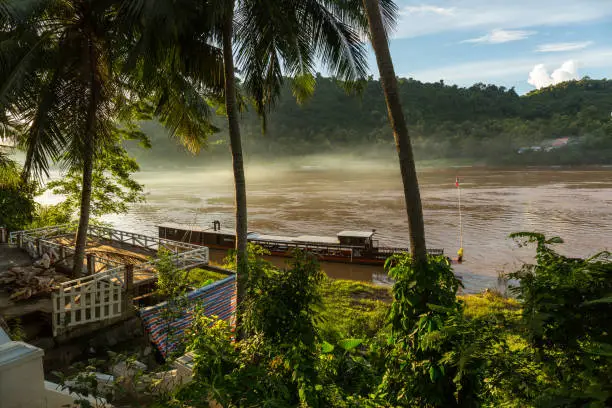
[159,223,375,242]
[249,233,296,242]
[158,222,237,236]
[337,230,375,238]
[294,235,340,244]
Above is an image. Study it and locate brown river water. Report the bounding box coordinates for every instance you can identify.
[44,158,612,293]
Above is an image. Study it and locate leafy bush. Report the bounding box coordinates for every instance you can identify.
[163,237,611,408]
[508,232,612,407]
[26,204,72,230]
[378,254,484,407]
[0,162,36,231]
[178,248,330,407]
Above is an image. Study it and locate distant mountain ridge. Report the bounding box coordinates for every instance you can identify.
[130,77,612,166]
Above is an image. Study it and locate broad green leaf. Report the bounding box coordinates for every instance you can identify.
[321,341,334,354]
[582,296,612,306]
[338,338,364,351]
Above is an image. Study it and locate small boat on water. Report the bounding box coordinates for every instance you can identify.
[158,221,444,266]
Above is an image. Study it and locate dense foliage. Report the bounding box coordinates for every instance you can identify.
[508,232,612,407]
[132,77,612,166]
[177,248,328,407]
[0,161,36,231]
[154,237,612,408]
[46,143,145,220]
[31,239,612,408]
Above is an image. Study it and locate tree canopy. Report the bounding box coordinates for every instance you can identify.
[132,76,612,166]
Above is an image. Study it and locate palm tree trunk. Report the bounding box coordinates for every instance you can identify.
[222,2,248,337]
[362,0,427,269]
[71,122,94,278]
[72,41,99,278]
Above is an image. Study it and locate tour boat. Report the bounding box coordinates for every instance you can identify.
[158,221,444,266]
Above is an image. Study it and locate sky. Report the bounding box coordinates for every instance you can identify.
[373,0,612,94]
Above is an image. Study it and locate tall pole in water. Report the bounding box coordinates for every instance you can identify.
[456,176,464,262]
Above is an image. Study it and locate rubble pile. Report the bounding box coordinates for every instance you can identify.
[0,259,69,301]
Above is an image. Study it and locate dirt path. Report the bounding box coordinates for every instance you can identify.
[0,245,32,273]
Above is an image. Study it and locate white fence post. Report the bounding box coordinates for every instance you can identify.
[12,225,210,336]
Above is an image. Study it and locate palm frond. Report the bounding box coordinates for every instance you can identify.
[118,0,223,152]
[232,0,374,126]
[152,72,218,154]
[0,0,49,25]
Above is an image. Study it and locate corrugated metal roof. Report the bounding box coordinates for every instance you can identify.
[159,222,211,232]
[250,233,296,242]
[337,231,375,238]
[294,235,340,244]
[158,223,236,236]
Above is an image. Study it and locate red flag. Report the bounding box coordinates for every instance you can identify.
[455,176,460,188]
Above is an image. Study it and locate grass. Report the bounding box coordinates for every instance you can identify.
[460,290,522,323]
[318,279,391,342]
[319,280,524,343]
[186,268,230,288]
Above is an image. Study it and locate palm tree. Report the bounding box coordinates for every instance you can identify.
[218,0,389,333]
[220,2,248,324]
[120,0,381,332]
[361,0,428,269]
[0,0,125,276]
[1,0,219,277]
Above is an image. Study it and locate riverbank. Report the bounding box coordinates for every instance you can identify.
[318,278,521,342]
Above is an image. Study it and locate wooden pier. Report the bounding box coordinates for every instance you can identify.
[6,225,210,338]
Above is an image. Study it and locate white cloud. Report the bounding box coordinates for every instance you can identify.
[528,60,580,89]
[462,29,536,44]
[552,60,579,83]
[536,41,593,52]
[401,5,455,16]
[394,0,612,39]
[403,47,612,85]
[528,64,554,88]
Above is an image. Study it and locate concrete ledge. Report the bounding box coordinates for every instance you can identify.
[0,341,44,371]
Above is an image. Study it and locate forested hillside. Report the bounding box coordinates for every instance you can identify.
[131,77,612,166]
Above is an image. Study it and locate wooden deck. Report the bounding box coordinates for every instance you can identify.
[7,225,210,337]
[47,235,156,284]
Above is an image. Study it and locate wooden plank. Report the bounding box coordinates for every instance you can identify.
[99,278,107,320]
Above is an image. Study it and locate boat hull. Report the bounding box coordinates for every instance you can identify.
[158,224,446,267]
[186,242,389,266]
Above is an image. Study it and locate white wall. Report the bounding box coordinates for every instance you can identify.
[0,328,109,408]
[0,339,46,408]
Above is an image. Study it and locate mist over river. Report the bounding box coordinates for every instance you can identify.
[40,157,612,292]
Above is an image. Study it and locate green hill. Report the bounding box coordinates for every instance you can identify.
[130,77,612,166]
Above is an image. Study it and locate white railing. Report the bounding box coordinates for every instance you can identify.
[128,247,210,284]
[11,224,210,336]
[51,247,208,336]
[87,225,201,253]
[11,224,123,275]
[9,224,75,245]
[52,265,125,336]
[52,245,209,336]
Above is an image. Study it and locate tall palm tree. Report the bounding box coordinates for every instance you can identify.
[361,0,428,269]
[218,0,392,333]
[0,0,124,276]
[120,0,383,332]
[1,0,219,277]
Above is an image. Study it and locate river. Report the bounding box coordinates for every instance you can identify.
[41,158,612,293]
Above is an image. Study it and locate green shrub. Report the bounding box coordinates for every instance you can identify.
[0,163,36,231]
[508,232,612,407]
[186,268,228,287]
